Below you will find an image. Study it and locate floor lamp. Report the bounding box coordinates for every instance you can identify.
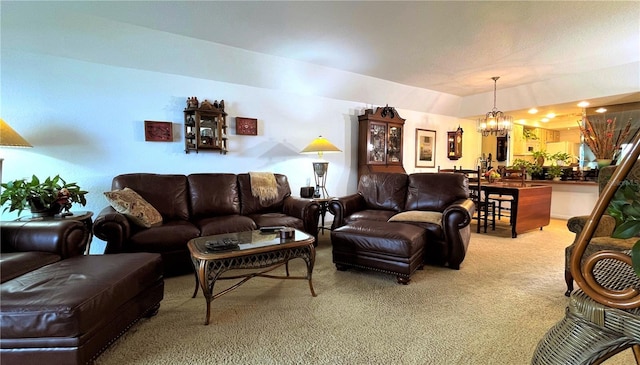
[300,136,342,199]
[0,118,33,184]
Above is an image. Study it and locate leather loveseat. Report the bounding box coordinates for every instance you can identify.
[93,173,320,276]
[329,172,475,283]
[0,220,164,365]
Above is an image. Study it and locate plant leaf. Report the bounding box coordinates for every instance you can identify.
[612,220,640,239]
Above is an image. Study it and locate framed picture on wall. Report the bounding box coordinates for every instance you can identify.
[496,136,507,161]
[415,129,436,168]
[144,121,173,142]
[236,117,258,135]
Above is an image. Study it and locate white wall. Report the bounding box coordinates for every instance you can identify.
[1,4,478,227]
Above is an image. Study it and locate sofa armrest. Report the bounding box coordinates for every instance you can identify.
[567,214,616,239]
[92,206,132,253]
[1,220,87,258]
[442,198,475,229]
[282,196,320,236]
[441,198,475,270]
[328,194,367,230]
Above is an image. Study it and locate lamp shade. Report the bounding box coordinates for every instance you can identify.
[300,136,341,159]
[0,118,32,148]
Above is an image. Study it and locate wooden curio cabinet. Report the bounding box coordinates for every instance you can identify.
[184,98,228,154]
[357,105,406,181]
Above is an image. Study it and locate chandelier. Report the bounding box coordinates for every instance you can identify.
[476,76,513,136]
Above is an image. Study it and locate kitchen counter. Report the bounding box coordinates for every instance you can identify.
[529,179,597,186]
[525,180,598,219]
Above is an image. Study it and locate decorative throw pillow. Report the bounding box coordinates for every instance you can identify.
[104,187,163,228]
[388,210,442,226]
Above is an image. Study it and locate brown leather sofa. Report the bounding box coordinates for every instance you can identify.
[329,172,475,282]
[0,220,164,365]
[93,173,320,276]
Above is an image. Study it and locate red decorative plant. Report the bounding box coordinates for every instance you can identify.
[578,117,632,159]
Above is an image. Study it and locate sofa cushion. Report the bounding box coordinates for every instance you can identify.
[388,210,442,226]
[238,173,291,215]
[0,252,60,283]
[188,173,241,217]
[112,173,190,221]
[248,212,304,231]
[127,220,201,253]
[104,187,163,228]
[0,253,162,339]
[406,173,468,212]
[358,173,408,212]
[196,215,257,236]
[346,209,397,224]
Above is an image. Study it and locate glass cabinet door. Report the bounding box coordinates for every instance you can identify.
[387,124,402,163]
[368,122,387,164]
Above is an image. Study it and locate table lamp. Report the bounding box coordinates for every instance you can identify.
[300,136,342,198]
[0,118,33,183]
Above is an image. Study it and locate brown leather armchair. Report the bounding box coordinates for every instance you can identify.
[329,172,475,272]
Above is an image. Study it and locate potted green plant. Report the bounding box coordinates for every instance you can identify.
[606,181,640,276]
[512,158,543,179]
[522,128,538,141]
[531,150,548,166]
[547,165,564,181]
[1,175,88,217]
[550,152,572,166]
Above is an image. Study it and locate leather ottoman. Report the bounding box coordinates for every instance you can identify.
[330,220,426,284]
[1,253,164,365]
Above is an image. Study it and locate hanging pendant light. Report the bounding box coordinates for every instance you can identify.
[476,76,513,137]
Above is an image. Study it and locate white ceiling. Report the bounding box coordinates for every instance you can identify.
[69,1,640,127]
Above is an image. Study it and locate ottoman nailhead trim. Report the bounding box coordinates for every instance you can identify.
[335,260,412,278]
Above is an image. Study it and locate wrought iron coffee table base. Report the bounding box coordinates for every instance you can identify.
[190,243,316,325]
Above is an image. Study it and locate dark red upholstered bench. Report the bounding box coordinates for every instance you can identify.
[330,220,426,284]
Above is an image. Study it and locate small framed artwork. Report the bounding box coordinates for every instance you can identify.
[415,129,436,168]
[496,136,507,161]
[144,121,173,142]
[236,117,258,135]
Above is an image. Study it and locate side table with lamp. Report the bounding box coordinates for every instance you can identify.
[300,135,342,236]
[300,135,342,199]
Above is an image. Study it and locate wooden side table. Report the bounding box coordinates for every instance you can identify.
[16,211,94,254]
[313,198,333,235]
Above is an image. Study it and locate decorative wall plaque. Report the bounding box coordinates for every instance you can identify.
[144,121,173,142]
[236,117,258,135]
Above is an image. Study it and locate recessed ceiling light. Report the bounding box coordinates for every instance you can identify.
[528,108,538,114]
[577,101,590,108]
[596,108,607,113]
[546,113,556,119]
[541,118,549,122]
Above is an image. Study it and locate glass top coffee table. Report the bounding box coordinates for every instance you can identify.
[187,228,317,325]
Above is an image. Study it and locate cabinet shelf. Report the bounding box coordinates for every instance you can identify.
[183,98,228,154]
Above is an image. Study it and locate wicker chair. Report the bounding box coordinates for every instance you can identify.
[532,133,640,365]
[564,161,640,297]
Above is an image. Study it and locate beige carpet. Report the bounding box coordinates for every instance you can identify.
[95,219,633,364]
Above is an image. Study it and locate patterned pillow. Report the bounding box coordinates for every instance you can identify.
[104,187,163,228]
